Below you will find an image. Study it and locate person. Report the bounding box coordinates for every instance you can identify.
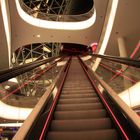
[88,42,98,54]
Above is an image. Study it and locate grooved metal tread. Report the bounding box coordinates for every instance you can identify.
[46,58,118,140]
[46,129,118,140]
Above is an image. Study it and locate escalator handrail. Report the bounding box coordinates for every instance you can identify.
[12,57,70,140]
[1,61,59,101]
[0,56,61,83]
[12,82,55,140]
[80,57,140,133]
[39,57,72,140]
[89,53,140,68]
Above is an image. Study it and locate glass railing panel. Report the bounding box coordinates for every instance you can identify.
[84,57,140,118]
[0,58,66,139]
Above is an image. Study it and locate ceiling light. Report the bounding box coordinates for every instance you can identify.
[33,34,41,38]
[43,46,51,52]
[8,78,18,83]
[0,123,23,127]
[4,85,10,89]
[36,34,40,38]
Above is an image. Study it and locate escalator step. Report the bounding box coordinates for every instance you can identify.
[63,84,92,86]
[56,103,104,111]
[62,90,95,94]
[62,89,95,93]
[46,129,118,140]
[50,118,112,131]
[64,82,91,85]
[63,85,92,88]
[58,98,100,104]
[63,87,93,90]
[54,109,107,120]
[60,93,97,99]
[63,81,91,83]
[46,59,119,140]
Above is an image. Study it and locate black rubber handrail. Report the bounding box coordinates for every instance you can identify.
[89,53,140,68]
[0,56,61,83]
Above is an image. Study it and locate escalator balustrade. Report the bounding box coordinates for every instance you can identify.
[45,57,119,140]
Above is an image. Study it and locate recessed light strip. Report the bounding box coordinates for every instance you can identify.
[1,0,11,67]
[92,0,119,71]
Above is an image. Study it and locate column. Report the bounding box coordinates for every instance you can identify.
[118,37,127,58]
[117,37,132,89]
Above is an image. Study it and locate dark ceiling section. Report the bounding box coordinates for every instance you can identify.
[69,0,94,15]
[62,43,88,55]
[15,43,53,64]
[23,0,67,14]
[23,0,41,9]
[23,0,94,15]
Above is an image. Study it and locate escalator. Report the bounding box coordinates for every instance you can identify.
[12,56,140,140]
[45,57,119,140]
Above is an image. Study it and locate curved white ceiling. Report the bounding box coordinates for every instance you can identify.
[7,0,108,53]
[1,0,11,67]
[15,0,96,30]
[0,101,32,120]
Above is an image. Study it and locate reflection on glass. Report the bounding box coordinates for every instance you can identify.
[84,57,140,118]
[0,58,65,139]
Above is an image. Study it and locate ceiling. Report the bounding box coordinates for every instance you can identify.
[106,0,140,56]
[0,1,9,69]
[68,0,93,15]
[8,0,108,52]
[0,0,140,69]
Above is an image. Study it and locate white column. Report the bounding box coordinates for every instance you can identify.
[118,37,128,57]
[92,0,119,71]
[117,37,132,89]
[118,37,128,70]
